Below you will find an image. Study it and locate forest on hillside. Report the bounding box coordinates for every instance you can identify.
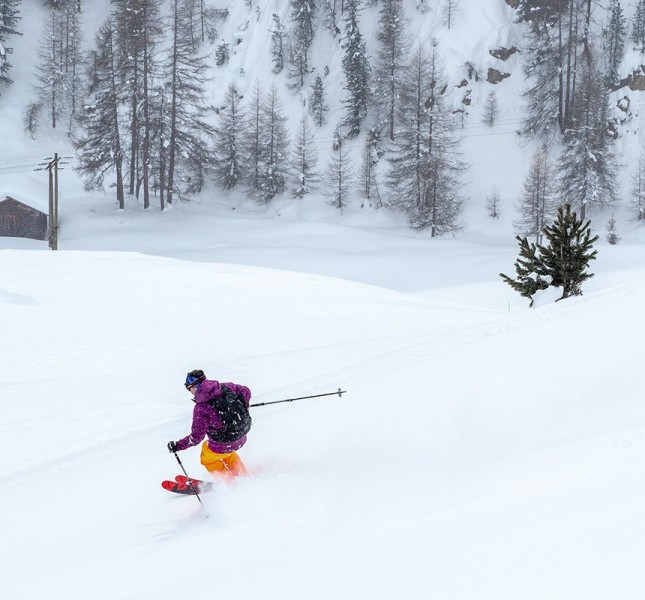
[0,0,644,236]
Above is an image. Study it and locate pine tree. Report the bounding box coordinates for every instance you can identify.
[215,40,229,65]
[631,0,645,53]
[0,0,21,89]
[291,113,319,198]
[538,203,599,300]
[500,235,549,307]
[481,90,498,127]
[288,0,315,89]
[514,151,556,243]
[557,59,618,221]
[324,127,354,210]
[270,13,285,74]
[213,83,246,190]
[309,75,328,126]
[372,0,408,141]
[386,43,465,236]
[603,0,626,86]
[501,204,599,304]
[341,0,370,137]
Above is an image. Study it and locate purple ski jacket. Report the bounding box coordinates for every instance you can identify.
[175,379,252,454]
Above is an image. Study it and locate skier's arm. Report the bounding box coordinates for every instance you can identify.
[175,404,209,451]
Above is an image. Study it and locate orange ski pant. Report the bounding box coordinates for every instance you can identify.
[200,441,248,478]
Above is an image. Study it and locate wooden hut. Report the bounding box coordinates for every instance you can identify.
[0,196,48,241]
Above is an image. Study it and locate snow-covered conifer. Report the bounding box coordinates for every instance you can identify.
[372,0,409,140]
[75,19,126,208]
[603,0,626,86]
[257,82,290,202]
[386,43,465,236]
[213,83,247,191]
[342,0,370,137]
[631,0,645,52]
[324,127,354,210]
[0,0,21,90]
[481,90,498,127]
[288,0,315,89]
[291,113,319,198]
[310,75,328,126]
[270,13,286,74]
[514,151,556,244]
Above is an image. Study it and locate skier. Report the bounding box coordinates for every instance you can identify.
[167,369,252,479]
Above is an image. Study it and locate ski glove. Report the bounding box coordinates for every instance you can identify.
[167,441,178,453]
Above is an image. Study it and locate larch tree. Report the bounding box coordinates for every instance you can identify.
[213,83,247,191]
[386,43,465,236]
[257,82,290,202]
[112,0,163,208]
[514,151,556,244]
[372,0,408,141]
[75,18,126,208]
[243,81,263,198]
[161,0,215,207]
[324,127,354,210]
[32,2,82,133]
[291,112,319,198]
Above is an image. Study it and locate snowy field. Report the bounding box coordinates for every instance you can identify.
[2,193,645,599]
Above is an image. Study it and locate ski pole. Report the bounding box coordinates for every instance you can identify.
[250,388,346,408]
[172,450,202,505]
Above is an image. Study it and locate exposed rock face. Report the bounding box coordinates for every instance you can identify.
[490,47,519,62]
[487,68,511,84]
[629,74,645,91]
[611,67,645,92]
[505,0,519,8]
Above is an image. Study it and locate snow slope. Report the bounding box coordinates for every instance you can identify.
[1,2,645,598]
[2,225,645,599]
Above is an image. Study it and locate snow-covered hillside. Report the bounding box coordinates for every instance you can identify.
[1,0,643,232]
[1,3,645,599]
[2,226,645,599]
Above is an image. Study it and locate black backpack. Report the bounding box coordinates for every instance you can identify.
[207,384,252,443]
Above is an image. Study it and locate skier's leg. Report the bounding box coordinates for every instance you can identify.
[200,442,247,478]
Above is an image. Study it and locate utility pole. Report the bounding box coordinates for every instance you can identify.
[37,154,71,250]
[47,153,59,250]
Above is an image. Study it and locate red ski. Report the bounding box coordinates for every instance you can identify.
[161,474,214,495]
